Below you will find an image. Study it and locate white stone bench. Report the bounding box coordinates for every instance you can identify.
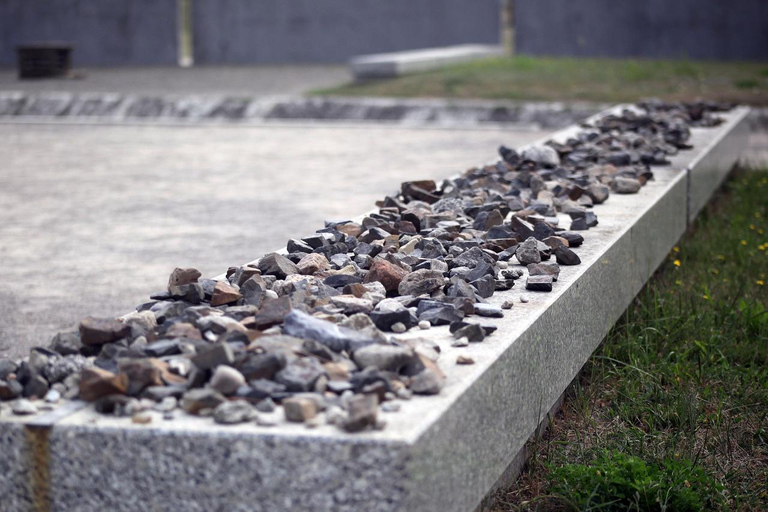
[0,105,750,512]
[349,44,504,81]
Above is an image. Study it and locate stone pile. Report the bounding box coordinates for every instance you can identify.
[0,101,730,432]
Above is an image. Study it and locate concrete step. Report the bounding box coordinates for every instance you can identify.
[0,105,750,512]
[349,44,504,81]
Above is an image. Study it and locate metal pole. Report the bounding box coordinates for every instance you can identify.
[178,0,194,67]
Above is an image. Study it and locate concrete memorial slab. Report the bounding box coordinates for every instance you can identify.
[0,105,749,512]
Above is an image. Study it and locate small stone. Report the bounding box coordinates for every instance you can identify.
[363,258,409,292]
[555,246,581,266]
[520,295,529,303]
[526,275,554,292]
[391,322,407,333]
[79,367,129,402]
[79,316,131,346]
[515,237,542,265]
[452,323,485,342]
[528,261,561,281]
[451,337,469,348]
[48,331,83,356]
[213,400,256,424]
[296,253,330,275]
[380,402,401,413]
[613,176,642,194]
[191,343,234,371]
[397,269,445,296]
[410,368,444,395]
[12,399,38,416]
[257,252,300,279]
[353,344,415,372]
[473,303,504,318]
[210,282,243,306]
[168,267,201,288]
[275,358,324,392]
[456,355,475,365]
[522,145,560,167]
[283,309,375,353]
[255,416,278,427]
[255,397,276,413]
[44,388,61,403]
[501,300,514,310]
[180,388,227,415]
[283,397,317,422]
[131,412,153,425]
[209,366,246,396]
[23,375,49,399]
[418,320,431,330]
[153,397,177,413]
[343,394,378,432]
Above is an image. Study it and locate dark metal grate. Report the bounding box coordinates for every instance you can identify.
[16,43,73,79]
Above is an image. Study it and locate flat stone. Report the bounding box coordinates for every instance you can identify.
[452,323,485,343]
[11,398,37,415]
[297,253,329,275]
[613,176,642,194]
[79,317,131,346]
[456,355,475,365]
[522,145,560,167]
[251,296,293,329]
[527,262,561,281]
[274,358,324,392]
[213,400,256,425]
[526,275,554,292]
[210,282,242,306]
[283,309,375,353]
[473,304,503,318]
[398,269,445,296]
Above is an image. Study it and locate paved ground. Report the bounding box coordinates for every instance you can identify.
[744,132,768,167]
[0,65,351,97]
[0,122,545,358]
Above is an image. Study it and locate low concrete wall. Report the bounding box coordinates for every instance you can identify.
[0,0,178,67]
[516,0,768,61]
[191,0,500,64]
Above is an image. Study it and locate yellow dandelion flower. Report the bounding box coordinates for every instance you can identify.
[702,294,709,300]
[717,254,726,261]
[673,246,680,253]
[673,259,681,267]
[759,229,765,234]
[675,280,682,286]
[758,280,765,286]
[741,240,748,246]
[750,224,756,230]
[710,268,719,275]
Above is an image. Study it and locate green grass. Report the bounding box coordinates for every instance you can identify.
[493,169,768,511]
[318,56,768,106]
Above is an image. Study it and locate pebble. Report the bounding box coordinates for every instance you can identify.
[213,400,256,425]
[44,388,61,403]
[520,295,530,303]
[501,300,514,310]
[456,355,475,365]
[12,399,38,416]
[209,366,246,396]
[418,320,431,330]
[391,322,407,333]
[131,412,152,425]
[283,397,317,422]
[451,337,470,347]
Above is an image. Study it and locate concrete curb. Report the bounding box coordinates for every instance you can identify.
[0,106,750,512]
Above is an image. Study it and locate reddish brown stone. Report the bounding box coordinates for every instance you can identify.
[210,281,243,306]
[79,316,131,346]
[167,267,201,288]
[363,258,408,292]
[79,367,129,402]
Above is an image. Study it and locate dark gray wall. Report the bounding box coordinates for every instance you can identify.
[192,0,501,64]
[0,0,177,67]
[516,0,768,61]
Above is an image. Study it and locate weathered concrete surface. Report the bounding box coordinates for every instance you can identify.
[350,45,503,81]
[0,107,749,512]
[0,122,543,359]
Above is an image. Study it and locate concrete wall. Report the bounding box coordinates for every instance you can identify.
[516,0,768,61]
[191,0,501,64]
[0,0,178,67]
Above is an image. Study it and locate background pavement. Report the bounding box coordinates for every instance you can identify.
[0,121,545,358]
[0,65,350,96]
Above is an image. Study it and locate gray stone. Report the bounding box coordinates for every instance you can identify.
[11,398,37,415]
[410,368,444,395]
[48,331,83,356]
[526,275,554,292]
[522,145,560,167]
[180,388,227,415]
[168,267,201,288]
[473,304,503,318]
[554,246,581,266]
[213,400,256,425]
[258,252,300,279]
[612,176,642,194]
[0,379,23,400]
[283,309,376,353]
[255,397,276,413]
[79,316,131,346]
[210,366,246,396]
[527,262,561,281]
[343,394,378,432]
[191,343,234,370]
[398,269,445,296]
[452,323,485,343]
[353,344,415,372]
[515,237,541,265]
[274,358,324,392]
[283,397,317,423]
